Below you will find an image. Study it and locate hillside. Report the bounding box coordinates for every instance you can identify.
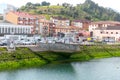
[18,0,120,21]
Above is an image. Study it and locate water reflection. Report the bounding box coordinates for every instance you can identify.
[72,57,120,80]
[0,63,77,80]
[0,58,120,80]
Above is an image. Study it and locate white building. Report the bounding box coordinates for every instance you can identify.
[50,17,70,27]
[0,22,33,36]
[92,26,120,42]
[0,3,17,14]
[89,21,120,37]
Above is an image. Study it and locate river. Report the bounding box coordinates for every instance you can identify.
[0,57,120,80]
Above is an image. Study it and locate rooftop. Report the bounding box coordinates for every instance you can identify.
[96,26,120,30]
[91,21,120,25]
[0,21,33,27]
[11,11,35,18]
[51,16,69,20]
[73,20,91,23]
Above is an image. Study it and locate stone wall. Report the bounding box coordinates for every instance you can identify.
[38,43,80,52]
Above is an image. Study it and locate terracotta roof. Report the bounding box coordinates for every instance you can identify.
[55,26,81,29]
[106,26,120,30]
[11,11,35,18]
[73,20,91,23]
[96,26,120,30]
[51,16,69,20]
[91,21,120,25]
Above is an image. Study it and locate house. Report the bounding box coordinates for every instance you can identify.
[55,26,82,36]
[5,11,39,34]
[89,21,120,37]
[50,16,70,27]
[39,19,56,37]
[92,26,120,42]
[71,20,91,30]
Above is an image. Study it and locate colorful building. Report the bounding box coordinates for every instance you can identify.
[50,17,70,27]
[5,11,39,34]
[39,19,56,37]
[89,21,120,37]
[71,20,91,30]
[92,26,120,42]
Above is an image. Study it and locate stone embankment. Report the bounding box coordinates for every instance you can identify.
[28,43,80,52]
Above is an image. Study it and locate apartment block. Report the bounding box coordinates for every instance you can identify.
[71,20,91,30]
[89,21,120,37]
[39,20,56,37]
[50,17,70,27]
[5,11,39,34]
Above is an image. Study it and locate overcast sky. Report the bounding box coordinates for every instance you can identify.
[0,0,120,12]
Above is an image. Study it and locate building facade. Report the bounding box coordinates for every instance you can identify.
[55,26,82,36]
[89,21,120,37]
[71,20,91,30]
[50,17,70,27]
[0,22,33,36]
[5,11,39,34]
[92,26,120,42]
[39,20,56,37]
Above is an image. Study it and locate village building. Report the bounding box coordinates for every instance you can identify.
[39,19,56,37]
[89,21,120,37]
[50,17,70,27]
[92,26,120,42]
[5,11,39,34]
[0,22,33,36]
[71,20,91,30]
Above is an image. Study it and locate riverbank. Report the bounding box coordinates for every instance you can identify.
[0,45,120,70]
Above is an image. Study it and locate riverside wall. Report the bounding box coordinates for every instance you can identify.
[37,43,80,52]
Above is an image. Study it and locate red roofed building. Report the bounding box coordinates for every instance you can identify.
[50,16,70,27]
[39,19,56,37]
[71,20,91,30]
[5,11,39,34]
[55,26,82,35]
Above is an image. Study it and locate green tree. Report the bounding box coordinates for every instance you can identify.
[41,1,50,6]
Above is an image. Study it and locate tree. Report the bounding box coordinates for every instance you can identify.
[34,3,41,6]
[25,2,36,9]
[41,1,50,6]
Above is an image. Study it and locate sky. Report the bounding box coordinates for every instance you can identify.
[0,0,120,12]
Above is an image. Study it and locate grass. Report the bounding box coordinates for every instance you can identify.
[0,45,120,70]
[70,45,120,61]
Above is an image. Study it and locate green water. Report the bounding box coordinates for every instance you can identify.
[0,57,120,80]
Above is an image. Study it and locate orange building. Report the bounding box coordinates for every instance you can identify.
[5,11,39,34]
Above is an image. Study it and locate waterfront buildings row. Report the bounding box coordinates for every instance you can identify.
[1,7,120,42]
[4,11,91,37]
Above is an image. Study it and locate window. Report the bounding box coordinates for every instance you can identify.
[106,32,108,34]
[100,32,103,34]
[111,32,113,34]
[116,32,118,34]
